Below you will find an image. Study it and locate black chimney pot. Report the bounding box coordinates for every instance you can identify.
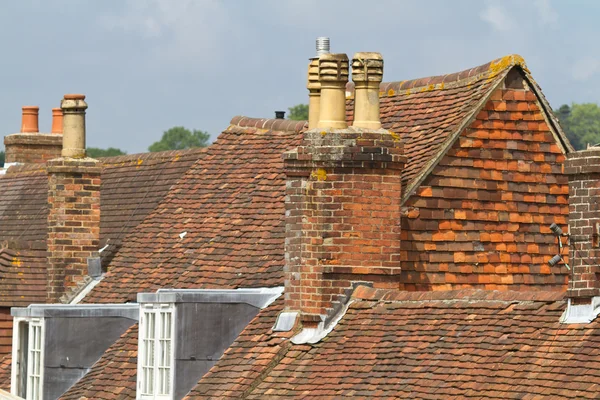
[275,111,285,119]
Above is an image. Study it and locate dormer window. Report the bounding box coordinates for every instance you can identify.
[138,304,175,400]
[12,317,45,400]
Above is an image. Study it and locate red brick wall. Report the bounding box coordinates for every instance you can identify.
[4,133,62,164]
[564,149,600,299]
[47,158,101,302]
[285,130,405,318]
[400,86,569,291]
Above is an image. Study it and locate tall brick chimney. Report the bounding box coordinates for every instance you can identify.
[4,106,62,165]
[564,149,600,301]
[284,52,406,322]
[46,94,102,303]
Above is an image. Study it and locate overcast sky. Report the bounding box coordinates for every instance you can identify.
[0,0,598,154]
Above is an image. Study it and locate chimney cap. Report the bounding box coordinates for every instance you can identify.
[22,106,39,111]
[64,94,86,100]
[316,37,330,56]
[275,111,286,119]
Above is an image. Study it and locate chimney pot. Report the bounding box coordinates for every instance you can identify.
[352,52,384,130]
[307,57,321,129]
[275,111,286,119]
[60,94,88,158]
[21,106,39,133]
[317,53,349,129]
[51,108,63,134]
[64,94,86,100]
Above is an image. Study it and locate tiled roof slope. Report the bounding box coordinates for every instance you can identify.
[194,287,600,399]
[0,149,204,306]
[346,54,571,202]
[0,353,11,390]
[0,246,48,306]
[99,149,206,264]
[83,118,306,303]
[0,164,47,243]
[60,324,138,400]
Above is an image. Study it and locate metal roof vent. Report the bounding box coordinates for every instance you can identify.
[275,111,285,119]
[316,37,330,56]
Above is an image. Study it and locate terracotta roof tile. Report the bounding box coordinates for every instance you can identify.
[83,120,305,303]
[0,165,48,243]
[0,354,11,390]
[347,54,570,202]
[0,245,48,306]
[191,288,600,399]
[0,148,205,305]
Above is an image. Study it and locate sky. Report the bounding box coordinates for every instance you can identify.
[0,0,598,154]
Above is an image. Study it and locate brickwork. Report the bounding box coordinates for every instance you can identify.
[400,84,569,291]
[47,158,101,303]
[564,149,600,299]
[4,133,62,164]
[284,128,406,319]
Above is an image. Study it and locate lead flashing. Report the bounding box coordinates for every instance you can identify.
[560,297,600,324]
[137,287,284,309]
[11,303,139,319]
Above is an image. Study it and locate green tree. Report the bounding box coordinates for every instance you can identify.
[148,127,210,152]
[0,151,4,168]
[554,103,600,150]
[87,147,127,158]
[288,104,309,121]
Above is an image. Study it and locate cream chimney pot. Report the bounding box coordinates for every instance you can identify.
[317,53,349,129]
[21,106,39,133]
[352,52,383,130]
[60,94,87,158]
[307,57,321,129]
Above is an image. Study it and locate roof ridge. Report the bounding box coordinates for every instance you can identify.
[346,54,528,96]
[230,115,307,133]
[101,147,206,165]
[352,286,565,303]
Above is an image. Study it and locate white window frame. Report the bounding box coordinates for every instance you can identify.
[11,317,45,400]
[137,304,175,400]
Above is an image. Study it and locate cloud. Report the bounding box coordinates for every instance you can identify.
[479,3,516,32]
[571,57,600,81]
[534,0,559,26]
[97,0,235,70]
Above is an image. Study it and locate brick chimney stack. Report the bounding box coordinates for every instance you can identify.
[4,106,62,165]
[284,52,405,322]
[564,149,600,303]
[46,94,102,303]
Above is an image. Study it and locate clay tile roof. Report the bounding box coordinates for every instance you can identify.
[0,148,205,306]
[99,148,206,263]
[60,324,138,400]
[0,245,48,307]
[82,118,306,303]
[0,165,48,243]
[347,54,570,202]
[188,287,600,399]
[0,354,11,390]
